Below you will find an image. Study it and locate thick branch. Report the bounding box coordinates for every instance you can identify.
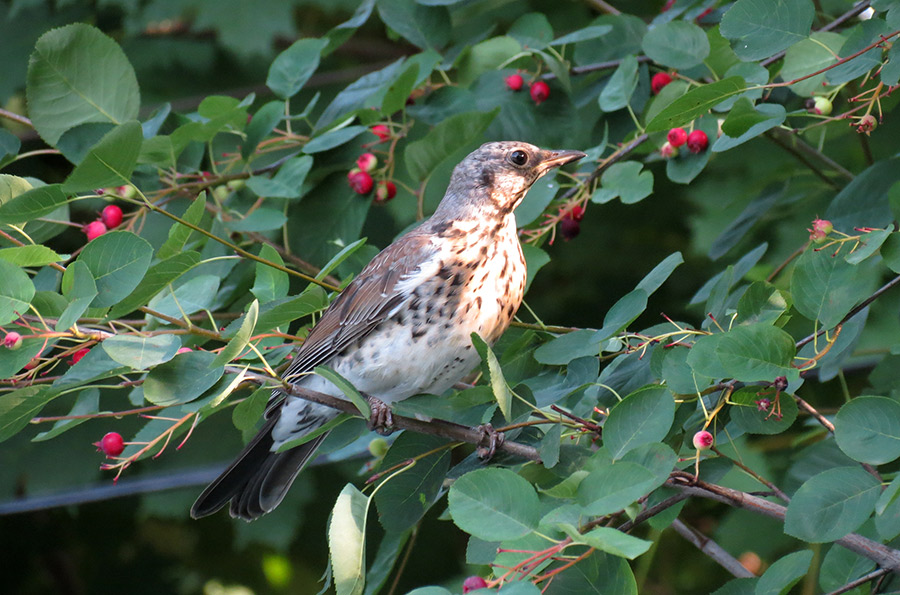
[667,474,900,571]
[671,518,755,578]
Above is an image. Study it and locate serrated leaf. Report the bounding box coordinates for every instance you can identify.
[599,55,639,112]
[77,230,153,308]
[719,0,814,61]
[106,251,202,319]
[791,248,871,328]
[784,466,880,542]
[101,334,181,370]
[329,483,370,595]
[646,77,745,133]
[604,386,675,460]
[641,20,710,69]
[0,245,62,267]
[0,258,35,325]
[246,155,313,199]
[0,183,67,224]
[834,396,900,465]
[62,121,142,192]
[448,468,540,541]
[143,350,224,406]
[755,550,813,595]
[266,38,328,99]
[157,193,207,260]
[471,333,513,422]
[252,244,289,303]
[559,525,652,560]
[212,300,259,367]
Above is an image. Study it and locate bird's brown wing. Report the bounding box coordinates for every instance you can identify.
[266,229,437,412]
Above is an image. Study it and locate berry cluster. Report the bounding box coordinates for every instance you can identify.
[660,127,709,159]
[347,148,398,204]
[505,73,551,106]
[83,204,124,241]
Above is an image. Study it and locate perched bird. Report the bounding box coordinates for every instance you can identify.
[191,141,586,521]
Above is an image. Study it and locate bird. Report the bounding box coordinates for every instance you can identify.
[190,141,586,521]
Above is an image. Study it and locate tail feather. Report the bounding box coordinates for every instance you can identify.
[190,416,329,521]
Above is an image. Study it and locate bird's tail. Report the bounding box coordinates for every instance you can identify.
[190,415,328,521]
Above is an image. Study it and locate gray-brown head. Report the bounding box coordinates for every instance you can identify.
[434,141,586,220]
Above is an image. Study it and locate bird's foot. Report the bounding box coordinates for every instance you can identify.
[366,395,395,436]
[475,424,505,459]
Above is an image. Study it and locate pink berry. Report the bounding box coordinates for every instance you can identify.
[95,432,125,457]
[462,576,488,593]
[686,130,709,153]
[530,81,550,105]
[70,348,90,365]
[560,215,580,241]
[667,127,688,148]
[505,73,524,91]
[83,220,107,241]
[651,72,673,95]
[374,181,397,204]
[693,430,714,450]
[371,125,390,142]
[356,153,378,173]
[176,347,193,354]
[4,331,23,350]
[808,218,833,243]
[659,141,678,159]
[347,170,374,195]
[101,205,123,229]
[569,205,585,222]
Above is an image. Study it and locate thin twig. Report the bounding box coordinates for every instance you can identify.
[585,0,621,16]
[671,518,756,578]
[764,132,840,189]
[0,108,32,128]
[711,446,790,502]
[824,567,892,595]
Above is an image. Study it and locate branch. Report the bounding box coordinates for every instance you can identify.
[825,567,892,595]
[671,518,756,578]
[667,473,900,571]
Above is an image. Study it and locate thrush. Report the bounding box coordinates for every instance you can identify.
[190,141,586,521]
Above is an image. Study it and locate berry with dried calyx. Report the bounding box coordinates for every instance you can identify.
[559,214,580,241]
[667,127,687,148]
[356,153,378,173]
[462,576,488,593]
[686,130,709,153]
[84,220,107,241]
[659,141,678,159]
[348,170,374,195]
[505,73,524,91]
[808,96,833,116]
[101,205,123,229]
[529,80,550,105]
[375,181,397,204]
[693,430,713,450]
[808,218,833,243]
[95,432,125,457]
[4,332,23,350]
[651,72,673,94]
[569,205,585,221]
[856,114,877,134]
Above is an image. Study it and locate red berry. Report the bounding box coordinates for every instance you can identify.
[569,205,585,222]
[4,331,23,350]
[356,153,378,173]
[505,73,524,91]
[686,130,709,153]
[659,141,678,159]
[529,81,550,105]
[371,125,390,142]
[83,220,107,241]
[101,205,123,229]
[95,432,125,457]
[462,576,488,593]
[667,127,687,148]
[808,218,833,243]
[70,348,90,365]
[559,215,580,241]
[693,430,714,450]
[375,181,397,203]
[348,170,374,194]
[651,72,673,95]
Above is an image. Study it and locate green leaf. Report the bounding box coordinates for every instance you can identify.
[834,396,900,465]
[375,0,450,50]
[551,24,613,46]
[782,32,846,96]
[0,258,35,326]
[242,101,284,160]
[598,55,639,112]
[577,460,662,516]
[515,172,562,227]
[62,121,142,192]
[317,59,406,128]
[329,483,370,595]
[0,386,56,443]
[254,286,329,333]
[146,275,220,320]
[791,248,871,328]
[641,21,710,70]
[729,387,798,434]
[719,0,814,61]
[211,300,258,368]
[303,125,368,154]
[827,20,891,85]
[876,474,900,540]
[604,386,675,460]
[0,183,67,224]
[315,365,371,420]
[636,252,683,295]
[59,261,98,332]
[819,544,876,592]
[143,350,225,406]
[0,245,62,267]
[715,324,797,383]
[784,466,881,542]
[316,239,367,282]
[157,193,207,260]
[107,251,202,319]
[232,387,269,433]
[26,24,140,145]
[77,230,153,308]
[405,109,499,181]
[101,334,181,370]
[645,77,746,133]
[252,244,289,303]
[882,232,900,274]
[0,336,44,380]
[457,37,522,86]
[448,468,540,541]
[373,433,451,533]
[225,208,287,233]
[266,37,328,99]
[471,333,513,422]
[721,98,770,137]
[381,63,420,115]
[591,161,653,204]
[755,550,813,595]
[825,158,900,230]
[508,13,554,50]
[32,389,99,442]
[560,525,652,560]
[845,228,891,265]
[594,288,648,340]
[533,329,600,366]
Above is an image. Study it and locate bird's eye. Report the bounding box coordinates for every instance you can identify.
[509,150,528,166]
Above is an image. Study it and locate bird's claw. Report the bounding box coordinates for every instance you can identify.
[366,395,395,436]
[475,424,505,459]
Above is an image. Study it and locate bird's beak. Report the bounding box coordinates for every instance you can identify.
[537,149,587,172]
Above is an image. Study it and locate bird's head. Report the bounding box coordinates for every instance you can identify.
[439,141,586,219]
